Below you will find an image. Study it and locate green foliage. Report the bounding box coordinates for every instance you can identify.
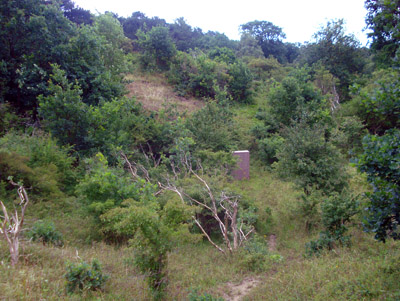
[298,19,366,101]
[77,153,155,222]
[168,50,253,103]
[0,132,77,192]
[39,65,154,158]
[365,0,400,66]
[320,193,359,241]
[351,68,400,135]
[90,96,155,159]
[27,220,63,246]
[93,13,130,74]
[188,54,229,99]
[137,26,177,71]
[0,149,68,203]
[240,20,288,63]
[305,192,359,256]
[101,195,198,297]
[245,56,287,81]
[227,61,253,103]
[0,1,126,112]
[186,101,239,152]
[268,71,328,127]
[305,231,335,257]
[275,122,348,195]
[168,17,203,52]
[0,0,75,110]
[332,115,367,156]
[357,129,400,241]
[38,65,92,154]
[119,11,167,41]
[0,103,22,136]
[65,259,109,294]
[298,192,322,232]
[237,33,265,59]
[62,24,126,105]
[208,47,237,64]
[238,235,283,272]
[256,133,284,165]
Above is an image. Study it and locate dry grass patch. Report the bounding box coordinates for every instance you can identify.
[125,73,203,113]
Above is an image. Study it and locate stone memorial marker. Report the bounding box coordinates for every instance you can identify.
[232,150,250,180]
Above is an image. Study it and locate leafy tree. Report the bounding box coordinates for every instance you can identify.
[275,121,348,196]
[351,68,400,135]
[102,196,196,297]
[357,130,400,242]
[62,24,126,106]
[305,192,359,256]
[0,0,126,113]
[137,26,177,71]
[237,33,265,59]
[119,11,167,41]
[93,13,130,74]
[365,0,400,66]
[268,71,328,127]
[227,61,253,103]
[0,0,75,111]
[208,47,237,64]
[38,65,92,154]
[240,20,287,63]
[298,19,366,101]
[198,31,237,50]
[89,96,156,159]
[59,0,93,25]
[186,102,239,152]
[169,17,203,52]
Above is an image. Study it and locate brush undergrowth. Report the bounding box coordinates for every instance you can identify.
[1,76,399,300]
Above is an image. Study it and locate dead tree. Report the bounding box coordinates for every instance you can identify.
[120,151,254,255]
[0,180,30,266]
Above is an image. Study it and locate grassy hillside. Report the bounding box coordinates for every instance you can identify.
[1,74,399,301]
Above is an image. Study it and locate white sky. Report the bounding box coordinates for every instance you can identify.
[73,0,371,46]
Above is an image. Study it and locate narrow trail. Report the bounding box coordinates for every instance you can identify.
[222,277,262,301]
[221,234,278,300]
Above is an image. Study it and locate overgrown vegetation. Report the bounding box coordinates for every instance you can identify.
[0,0,399,299]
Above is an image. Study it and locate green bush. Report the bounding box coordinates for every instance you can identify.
[65,259,108,294]
[238,235,283,272]
[305,231,335,257]
[357,129,400,241]
[27,220,63,246]
[0,132,77,192]
[275,121,348,196]
[305,192,359,256]
[227,60,253,103]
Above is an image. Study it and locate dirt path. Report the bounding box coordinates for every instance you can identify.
[222,276,261,301]
[221,235,278,300]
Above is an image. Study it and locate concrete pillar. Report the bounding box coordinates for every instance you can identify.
[232,150,250,180]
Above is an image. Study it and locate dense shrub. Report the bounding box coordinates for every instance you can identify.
[227,60,253,103]
[65,259,108,294]
[357,129,400,241]
[275,122,348,195]
[305,192,359,256]
[238,235,283,272]
[186,102,239,152]
[0,132,77,192]
[27,220,63,246]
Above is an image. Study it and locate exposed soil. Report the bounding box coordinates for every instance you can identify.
[222,277,262,301]
[220,235,278,300]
